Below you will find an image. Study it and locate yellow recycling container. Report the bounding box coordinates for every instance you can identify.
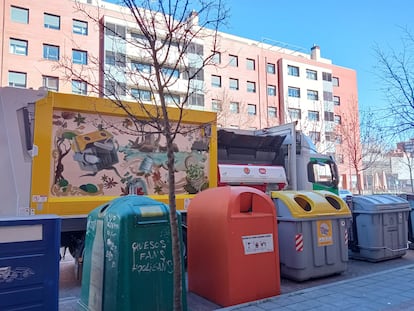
[271,190,351,281]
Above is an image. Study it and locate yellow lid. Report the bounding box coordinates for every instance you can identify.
[270,191,351,218]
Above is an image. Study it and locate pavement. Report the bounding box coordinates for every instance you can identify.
[60,264,414,311]
[59,253,414,310]
[217,264,414,311]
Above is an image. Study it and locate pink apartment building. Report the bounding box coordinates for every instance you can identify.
[0,0,360,190]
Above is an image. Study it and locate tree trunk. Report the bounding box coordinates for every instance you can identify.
[165,132,183,311]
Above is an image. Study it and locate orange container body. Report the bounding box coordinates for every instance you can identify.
[188,186,280,307]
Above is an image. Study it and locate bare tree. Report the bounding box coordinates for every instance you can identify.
[58,1,228,309]
[374,27,414,138]
[397,147,414,193]
[391,133,414,193]
[336,104,388,194]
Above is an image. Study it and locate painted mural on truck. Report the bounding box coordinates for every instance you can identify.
[50,109,211,197]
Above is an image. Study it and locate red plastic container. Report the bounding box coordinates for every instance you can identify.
[188,186,280,307]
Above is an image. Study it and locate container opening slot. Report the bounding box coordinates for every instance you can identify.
[325,196,342,210]
[99,204,110,214]
[294,196,311,212]
[239,192,253,213]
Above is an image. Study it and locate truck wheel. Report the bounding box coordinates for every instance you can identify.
[74,246,85,281]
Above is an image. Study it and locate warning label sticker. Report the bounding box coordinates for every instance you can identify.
[317,220,333,246]
[242,234,274,255]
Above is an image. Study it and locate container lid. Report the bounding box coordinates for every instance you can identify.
[99,195,170,223]
[271,191,351,219]
[352,195,410,212]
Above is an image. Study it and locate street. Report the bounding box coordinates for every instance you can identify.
[59,249,414,310]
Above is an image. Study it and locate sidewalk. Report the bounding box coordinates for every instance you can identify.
[217,264,414,311]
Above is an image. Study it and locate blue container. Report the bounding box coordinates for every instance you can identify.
[0,215,61,311]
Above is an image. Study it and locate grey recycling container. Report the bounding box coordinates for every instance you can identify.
[398,194,414,250]
[349,195,410,261]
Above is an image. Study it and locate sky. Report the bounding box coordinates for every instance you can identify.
[219,0,414,112]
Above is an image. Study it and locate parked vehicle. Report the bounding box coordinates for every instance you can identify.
[217,124,339,194]
[0,87,339,276]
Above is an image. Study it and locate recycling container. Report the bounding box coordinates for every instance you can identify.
[398,194,414,249]
[188,186,280,307]
[78,195,186,311]
[272,191,351,282]
[349,195,410,261]
[0,215,60,311]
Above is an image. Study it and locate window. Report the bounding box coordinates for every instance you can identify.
[44,13,60,30]
[309,131,321,142]
[229,54,238,67]
[188,43,203,55]
[164,94,180,105]
[308,110,320,121]
[247,104,257,115]
[246,58,255,70]
[267,85,276,96]
[288,86,300,98]
[131,89,151,101]
[105,23,126,39]
[105,51,125,67]
[11,6,29,24]
[288,108,301,120]
[211,75,221,88]
[334,115,341,125]
[73,20,88,35]
[131,61,151,73]
[336,154,344,164]
[212,51,221,64]
[72,80,87,95]
[324,111,334,121]
[8,71,26,88]
[333,96,341,106]
[211,99,222,112]
[325,132,335,142]
[10,38,28,56]
[230,102,239,114]
[307,89,319,100]
[42,76,58,91]
[131,32,147,41]
[43,44,59,61]
[336,135,342,144]
[322,72,332,81]
[188,93,204,107]
[247,81,256,93]
[288,65,299,76]
[105,80,126,96]
[73,49,87,65]
[267,63,275,74]
[268,107,277,118]
[182,68,204,81]
[323,91,333,101]
[229,78,239,90]
[306,69,317,80]
[333,77,339,86]
[162,67,180,79]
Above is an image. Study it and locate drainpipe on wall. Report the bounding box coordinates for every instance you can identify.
[257,54,261,129]
[0,0,6,85]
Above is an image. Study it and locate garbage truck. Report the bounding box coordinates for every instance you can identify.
[0,87,339,275]
[216,124,339,194]
[0,87,217,276]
